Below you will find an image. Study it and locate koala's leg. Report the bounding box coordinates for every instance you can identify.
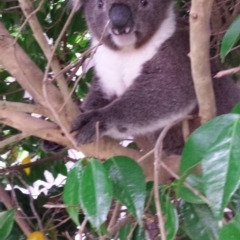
[71,74,196,144]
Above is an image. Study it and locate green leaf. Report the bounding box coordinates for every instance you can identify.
[176,175,205,204]
[221,15,240,62]
[180,202,219,240]
[0,209,15,240]
[160,189,178,240]
[104,156,146,225]
[180,114,240,219]
[119,224,131,240]
[232,103,240,114]
[230,186,240,214]
[63,161,83,226]
[219,214,240,240]
[132,226,146,240]
[80,158,113,229]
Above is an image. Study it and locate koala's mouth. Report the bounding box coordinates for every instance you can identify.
[110,30,136,48]
[112,26,131,35]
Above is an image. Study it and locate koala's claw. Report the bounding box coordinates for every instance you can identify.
[71,110,106,144]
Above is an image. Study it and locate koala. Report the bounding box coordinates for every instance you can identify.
[70,0,240,148]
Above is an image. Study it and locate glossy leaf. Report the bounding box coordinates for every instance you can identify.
[63,161,83,226]
[180,202,219,240]
[132,226,146,240]
[232,103,240,114]
[176,175,205,204]
[221,15,240,62]
[160,189,178,240]
[230,186,240,214]
[219,214,240,240]
[80,158,113,229]
[104,156,146,224]
[180,114,240,219]
[0,209,14,240]
[119,224,131,240]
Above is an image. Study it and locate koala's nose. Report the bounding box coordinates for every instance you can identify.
[109,4,133,35]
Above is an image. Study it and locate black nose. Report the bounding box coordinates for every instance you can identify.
[109,4,133,35]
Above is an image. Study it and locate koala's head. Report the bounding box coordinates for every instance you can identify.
[81,0,173,49]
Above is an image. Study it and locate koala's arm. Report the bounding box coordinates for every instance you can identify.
[81,76,111,112]
[71,71,197,144]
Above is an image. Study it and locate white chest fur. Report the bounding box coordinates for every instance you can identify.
[92,6,176,98]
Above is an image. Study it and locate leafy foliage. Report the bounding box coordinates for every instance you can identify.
[0,0,240,239]
[0,209,14,239]
[220,15,240,62]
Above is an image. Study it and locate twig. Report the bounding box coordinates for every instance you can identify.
[190,0,216,123]
[160,162,211,206]
[79,218,88,240]
[7,177,34,228]
[15,0,44,45]
[58,20,110,113]
[182,118,191,142]
[0,132,31,149]
[127,222,138,240]
[47,217,71,231]
[107,201,121,231]
[95,121,100,159]
[138,149,154,163]
[0,88,23,97]
[15,173,45,234]
[153,116,193,240]
[214,65,240,78]
[0,153,65,175]
[0,184,32,236]
[106,215,134,237]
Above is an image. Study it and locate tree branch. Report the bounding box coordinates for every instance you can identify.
[0,184,32,236]
[214,65,240,78]
[18,0,71,103]
[0,100,47,115]
[0,110,145,173]
[0,22,64,121]
[0,110,72,147]
[190,0,216,123]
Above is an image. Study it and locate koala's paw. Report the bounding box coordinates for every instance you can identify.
[71,110,107,144]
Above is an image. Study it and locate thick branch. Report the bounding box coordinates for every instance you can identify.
[0,100,47,115]
[0,110,72,146]
[18,0,70,102]
[0,22,64,117]
[0,110,144,171]
[190,0,216,123]
[0,184,32,236]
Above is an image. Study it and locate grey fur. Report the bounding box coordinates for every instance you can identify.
[71,0,240,146]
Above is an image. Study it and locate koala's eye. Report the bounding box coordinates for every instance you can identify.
[98,0,104,8]
[140,0,148,7]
